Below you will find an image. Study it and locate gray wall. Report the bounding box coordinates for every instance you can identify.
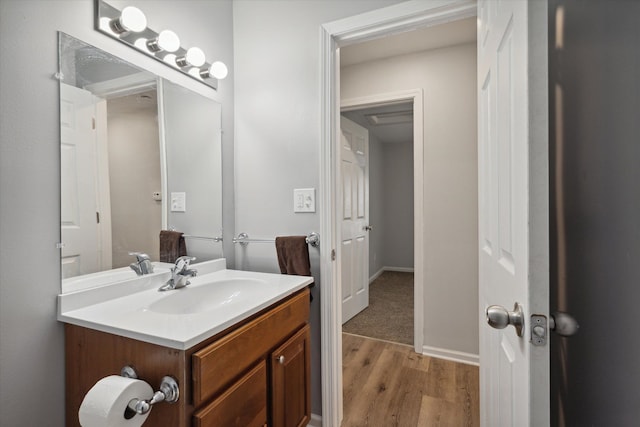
[341,42,479,356]
[379,141,414,271]
[368,133,385,276]
[232,0,404,415]
[365,134,415,278]
[0,1,234,425]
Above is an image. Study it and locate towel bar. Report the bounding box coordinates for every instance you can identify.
[167,227,222,242]
[233,232,320,248]
[183,235,223,242]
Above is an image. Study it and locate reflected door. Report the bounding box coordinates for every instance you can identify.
[60,83,100,278]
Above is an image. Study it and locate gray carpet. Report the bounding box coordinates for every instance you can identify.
[342,271,413,345]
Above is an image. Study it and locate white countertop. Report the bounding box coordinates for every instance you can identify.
[58,260,313,350]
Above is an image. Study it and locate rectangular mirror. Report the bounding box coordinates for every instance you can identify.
[59,33,223,293]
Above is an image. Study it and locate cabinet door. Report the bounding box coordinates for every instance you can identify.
[270,325,311,427]
[193,360,268,427]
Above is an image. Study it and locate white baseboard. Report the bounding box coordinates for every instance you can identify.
[384,266,415,273]
[422,345,479,366]
[369,267,385,283]
[307,413,322,427]
[369,266,415,283]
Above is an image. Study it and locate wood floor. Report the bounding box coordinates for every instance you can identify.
[342,333,479,427]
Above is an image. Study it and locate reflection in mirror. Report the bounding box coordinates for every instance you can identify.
[59,33,223,293]
[162,80,223,262]
[107,89,161,268]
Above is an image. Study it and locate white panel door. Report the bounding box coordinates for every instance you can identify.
[340,117,369,324]
[60,83,100,278]
[478,0,548,425]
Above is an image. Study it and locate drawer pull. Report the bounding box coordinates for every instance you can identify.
[277,355,285,364]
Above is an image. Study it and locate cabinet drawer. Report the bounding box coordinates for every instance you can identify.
[193,360,267,427]
[192,288,309,405]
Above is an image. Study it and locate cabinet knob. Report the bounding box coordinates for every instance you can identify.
[277,355,285,364]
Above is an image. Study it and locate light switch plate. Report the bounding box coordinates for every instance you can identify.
[294,188,315,213]
[171,192,186,212]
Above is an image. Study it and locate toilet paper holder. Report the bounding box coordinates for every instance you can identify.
[120,366,179,417]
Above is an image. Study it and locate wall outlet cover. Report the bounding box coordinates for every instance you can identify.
[171,192,186,212]
[294,188,315,213]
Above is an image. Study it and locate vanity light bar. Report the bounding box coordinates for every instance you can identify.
[95,0,227,90]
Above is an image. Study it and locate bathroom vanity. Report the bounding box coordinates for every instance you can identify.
[55,29,311,427]
[59,260,313,427]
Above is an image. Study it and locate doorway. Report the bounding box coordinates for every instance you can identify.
[340,90,425,355]
[340,102,415,347]
[337,28,479,426]
[319,2,479,425]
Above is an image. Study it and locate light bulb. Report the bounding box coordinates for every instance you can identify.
[147,30,180,53]
[99,17,115,35]
[163,53,177,66]
[176,47,205,67]
[134,38,148,50]
[207,61,228,80]
[188,68,203,79]
[110,6,147,34]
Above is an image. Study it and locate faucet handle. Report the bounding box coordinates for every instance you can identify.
[129,252,151,262]
[174,256,196,271]
[129,252,154,274]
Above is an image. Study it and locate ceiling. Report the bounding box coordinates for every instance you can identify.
[340,17,477,144]
[340,16,477,67]
[342,102,414,144]
[107,90,158,115]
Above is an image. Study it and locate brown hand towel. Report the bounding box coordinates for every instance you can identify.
[160,230,187,263]
[275,236,311,276]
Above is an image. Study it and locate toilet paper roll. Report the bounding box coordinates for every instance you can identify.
[79,375,154,427]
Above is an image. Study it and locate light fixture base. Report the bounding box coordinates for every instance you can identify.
[95,0,220,90]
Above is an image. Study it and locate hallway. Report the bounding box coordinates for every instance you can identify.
[342,271,413,345]
[342,333,479,426]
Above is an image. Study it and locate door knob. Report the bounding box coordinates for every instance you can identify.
[363,225,373,231]
[486,303,524,337]
[550,312,579,336]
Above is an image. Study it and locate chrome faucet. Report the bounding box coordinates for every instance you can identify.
[159,256,197,291]
[129,252,154,276]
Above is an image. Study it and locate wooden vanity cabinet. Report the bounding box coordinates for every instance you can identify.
[192,289,310,427]
[65,287,310,427]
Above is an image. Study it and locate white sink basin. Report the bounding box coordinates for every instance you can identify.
[146,278,270,315]
[58,262,314,349]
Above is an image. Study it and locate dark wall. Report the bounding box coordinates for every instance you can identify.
[549,0,640,425]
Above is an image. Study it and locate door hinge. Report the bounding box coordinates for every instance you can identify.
[531,314,547,346]
[92,117,96,130]
[331,249,336,261]
[96,211,100,224]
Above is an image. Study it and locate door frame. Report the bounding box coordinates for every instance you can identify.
[319,1,477,424]
[341,90,424,354]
